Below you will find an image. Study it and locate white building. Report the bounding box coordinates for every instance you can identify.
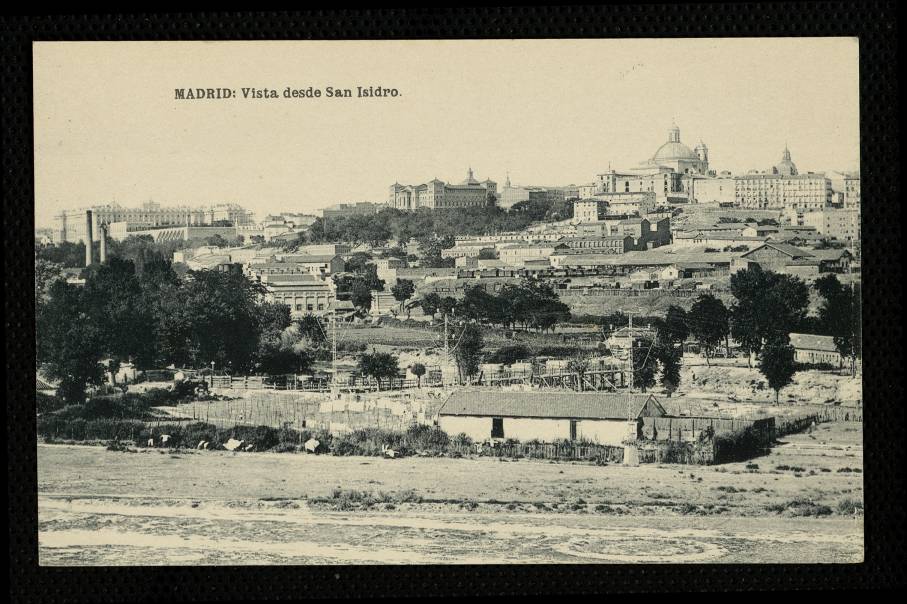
[437,390,667,446]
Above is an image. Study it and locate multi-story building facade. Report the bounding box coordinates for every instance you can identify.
[594,169,685,206]
[731,147,831,210]
[496,242,559,266]
[498,176,569,210]
[389,168,497,210]
[843,175,861,210]
[574,192,656,221]
[690,176,736,204]
[53,201,253,243]
[256,273,336,317]
[801,208,861,242]
[733,172,831,210]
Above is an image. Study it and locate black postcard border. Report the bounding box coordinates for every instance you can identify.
[4,4,903,600]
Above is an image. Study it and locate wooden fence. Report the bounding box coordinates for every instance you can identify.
[451,441,625,464]
[641,416,775,442]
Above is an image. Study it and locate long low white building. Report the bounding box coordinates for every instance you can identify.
[437,390,666,446]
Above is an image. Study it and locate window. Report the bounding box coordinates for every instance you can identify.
[570,420,578,441]
[491,418,504,439]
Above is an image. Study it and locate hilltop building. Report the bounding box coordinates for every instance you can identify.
[390,168,497,210]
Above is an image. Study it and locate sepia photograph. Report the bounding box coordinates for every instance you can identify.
[32,38,863,566]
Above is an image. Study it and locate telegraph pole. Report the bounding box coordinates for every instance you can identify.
[626,311,634,393]
[443,312,449,359]
[330,311,338,396]
[626,311,634,424]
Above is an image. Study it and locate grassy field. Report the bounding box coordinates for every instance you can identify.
[38,421,862,565]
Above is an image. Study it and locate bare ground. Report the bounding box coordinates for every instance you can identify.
[38,422,863,565]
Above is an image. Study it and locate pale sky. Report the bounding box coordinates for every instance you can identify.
[33,38,860,227]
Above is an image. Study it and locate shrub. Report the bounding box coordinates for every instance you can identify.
[486,344,531,365]
[36,392,66,415]
[836,497,863,515]
[766,497,833,517]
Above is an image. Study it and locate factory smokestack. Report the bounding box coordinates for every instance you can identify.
[85,210,94,267]
[99,222,108,263]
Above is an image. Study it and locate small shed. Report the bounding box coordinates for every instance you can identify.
[437,390,666,446]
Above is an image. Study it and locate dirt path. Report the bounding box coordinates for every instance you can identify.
[39,495,862,565]
[37,435,863,565]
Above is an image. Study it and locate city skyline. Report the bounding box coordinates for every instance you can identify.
[34,38,859,228]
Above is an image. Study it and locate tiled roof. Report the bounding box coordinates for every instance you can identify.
[438,390,664,420]
[262,274,325,284]
[744,242,815,259]
[789,333,838,353]
[279,254,340,263]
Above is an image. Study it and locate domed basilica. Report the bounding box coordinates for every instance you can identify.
[638,122,710,176]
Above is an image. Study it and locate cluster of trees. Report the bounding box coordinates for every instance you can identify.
[303,200,573,250]
[36,256,318,403]
[419,280,571,332]
[334,260,385,310]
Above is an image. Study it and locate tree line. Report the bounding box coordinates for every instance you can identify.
[36,255,322,403]
[303,199,574,250]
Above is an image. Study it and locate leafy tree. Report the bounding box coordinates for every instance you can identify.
[487,344,531,365]
[35,259,64,334]
[349,281,373,311]
[453,323,484,384]
[358,351,400,390]
[344,252,373,274]
[159,270,266,372]
[82,257,157,369]
[457,285,504,325]
[410,362,426,387]
[687,294,729,366]
[256,314,315,375]
[295,314,327,345]
[477,248,498,260]
[658,305,689,347]
[203,234,229,248]
[419,292,442,318]
[631,336,658,392]
[35,240,92,268]
[730,266,810,366]
[815,274,861,374]
[656,344,682,397]
[391,279,416,306]
[438,296,459,318]
[759,335,797,404]
[37,280,106,403]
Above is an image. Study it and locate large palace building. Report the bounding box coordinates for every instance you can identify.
[53,201,253,243]
[389,168,497,210]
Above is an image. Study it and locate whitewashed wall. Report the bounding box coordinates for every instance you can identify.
[576,420,634,446]
[439,415,631,445]
[438,416,492,441]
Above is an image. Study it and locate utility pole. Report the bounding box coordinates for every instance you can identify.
[330,311,338,396]
[443,312,449,359]
[626,311,634,393]
[626,311,634,424]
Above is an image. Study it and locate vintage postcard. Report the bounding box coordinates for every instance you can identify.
[34,38,862,565]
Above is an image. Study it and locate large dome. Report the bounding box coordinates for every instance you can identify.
[653,141,697,162]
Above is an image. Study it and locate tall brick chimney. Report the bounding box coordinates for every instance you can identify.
[99,222,107,263]
[85,210,94,266]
